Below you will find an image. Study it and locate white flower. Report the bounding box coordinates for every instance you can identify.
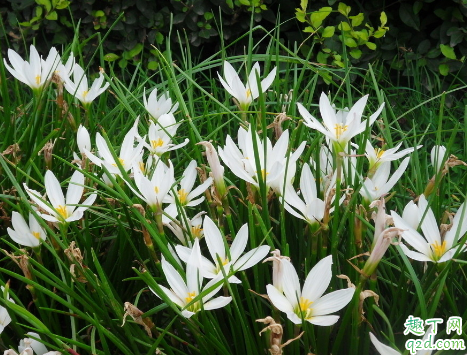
[84,127,144,180]
[370,326,434,355]
[54,53,75,83]
[76,125,91,155]
[297,93,384,152]
[359,157,410,203]
[0,305,11,335]
[218,61,277,111]
[3,45,60,91]
[152,239,231,318]
[143,87,179,120]
[166,160,212,208]
[130,160,175,211]
[176,216,270,283]
[4,331,62,355]
[24,170,97,224]
[365,140,421,172]
[64,64,109,105]
[18,332,50,355]
[430,145,447,172]
[0,286,14,335]
[166,211,206,246]
[391,195,467,263]
[219,127,303,193]
[283,163,325,226]
[266,255,354,326]
[7,212,47,247]
[141,114,188,156]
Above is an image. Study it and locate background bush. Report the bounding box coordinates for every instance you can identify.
[1,0,466,86]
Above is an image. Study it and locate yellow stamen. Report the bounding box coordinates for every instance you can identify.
[246,88,252,98]
[375,148,386,159]
[297,296,314,319]
[151,138,164,149]
[56,205,69,219]
[299,297,313,311]
[185,291,197,303]
[35,75,41,85]
[191,225,203,238]
[431,240,447,260]
[139,162,145,173]
[82,90,89,98]
[255,169,269,181]
[112,158,125,167]
[32,232,41,240]
[334,123,348,139]
[178,189,188,204]
[154,186,160,194]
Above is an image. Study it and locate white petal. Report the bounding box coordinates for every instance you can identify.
[266,284,293,313]
[312,288,354,316]
[66,170,85,207]
[307,315,340,326]
[203,296,232,311]
[369,332,401,355]
[44,170,65,208]
[161,258,188,299]
[281,259,301,307]
[286,311,303,325]
[399,244,433,262]
[204,216,226,264]
[234,245,270,271]
[417,195,441,245]
[302,255,333,302]
[229,223,248,263]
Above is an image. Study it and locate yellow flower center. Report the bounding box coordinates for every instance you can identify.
[82,90,89,98]
[185,291,197,303]
[184,291,202,313]
[191,225,203,238]
[255,169,269,181]
[56,205,69,219]
[297,296,313,319]
[112,158,125,167]
[35,75,41,85]
[139,162,145,173]
[154,186,160,194]
[151,138,164,149]
[431,240,447,260]
[32,231,41,240]
[375,148,386,159]
[178,189,188,204]
[334,123,348,139]
[246,88,252,98]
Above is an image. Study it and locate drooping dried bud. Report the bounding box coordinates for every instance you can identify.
[122,302,155,337]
